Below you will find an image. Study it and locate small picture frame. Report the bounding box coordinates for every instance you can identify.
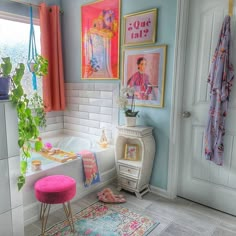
[124,144,139,161]
[123,8,157,46]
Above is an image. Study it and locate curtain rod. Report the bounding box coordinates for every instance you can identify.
[10,0,64,14]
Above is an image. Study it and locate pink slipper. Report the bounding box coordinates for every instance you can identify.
[98,188,126,203]
[99,196,126,203]
[97,188,111,197]
[97,188,124,199]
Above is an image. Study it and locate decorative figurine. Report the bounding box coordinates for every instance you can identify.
[99,129,108,148]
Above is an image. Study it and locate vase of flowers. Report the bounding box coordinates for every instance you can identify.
[117,87,139,127]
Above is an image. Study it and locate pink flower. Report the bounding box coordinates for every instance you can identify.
[44,142,52,150]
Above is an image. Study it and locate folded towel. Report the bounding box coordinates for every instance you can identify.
[79,150,100,187]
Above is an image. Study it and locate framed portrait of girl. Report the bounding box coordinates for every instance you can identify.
[123,45,167,108]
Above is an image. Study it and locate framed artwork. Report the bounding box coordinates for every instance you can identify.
[124,144,139,161]
[123,8,157,46]
[81,0,120,80]
[123,45,167,108]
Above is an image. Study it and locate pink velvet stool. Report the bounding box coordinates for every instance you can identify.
[34,175,76,235]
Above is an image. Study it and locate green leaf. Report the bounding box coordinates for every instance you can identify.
[18,139,24,148]
[35,141,43,152]
[33,55,48,76]
[1,57,12,76]
[20,160,27,175]
[25,151,31,158]
[14,86,24,98]
[17,175,25,191]
[25,108,31,116]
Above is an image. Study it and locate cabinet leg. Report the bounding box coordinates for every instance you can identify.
[117,186,122,192]
[135,185,151,199]
[135,192,142,200]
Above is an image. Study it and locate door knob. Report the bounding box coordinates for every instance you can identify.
[182,111,191,118]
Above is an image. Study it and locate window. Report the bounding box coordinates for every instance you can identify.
[0,18,42,98]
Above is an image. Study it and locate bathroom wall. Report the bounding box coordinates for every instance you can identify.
[64,83,119,144]
[1,0,177,191]
[39,111,64,137]
[61,0,177,190]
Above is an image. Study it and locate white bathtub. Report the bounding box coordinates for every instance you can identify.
[23,135,116,225]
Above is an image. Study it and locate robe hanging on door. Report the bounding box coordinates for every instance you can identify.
[204,15,234,165]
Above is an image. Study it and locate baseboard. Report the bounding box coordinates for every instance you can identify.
[150,185,172,199]
[24,177,117,226]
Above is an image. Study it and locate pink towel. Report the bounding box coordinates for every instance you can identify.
[79,150,100,187]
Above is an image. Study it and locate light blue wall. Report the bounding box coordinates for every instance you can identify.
[1,0,177,190]
[63,0,177,190]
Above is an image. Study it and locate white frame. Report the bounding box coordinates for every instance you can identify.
[167,0,189,199]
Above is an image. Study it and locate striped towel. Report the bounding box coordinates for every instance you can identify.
[78,150,100,187]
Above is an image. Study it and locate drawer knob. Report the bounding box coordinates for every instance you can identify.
[128,169,131,172]
[127,181,130,185]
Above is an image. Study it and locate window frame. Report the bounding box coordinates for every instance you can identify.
[0,11,42,98]
[0,10,39,25]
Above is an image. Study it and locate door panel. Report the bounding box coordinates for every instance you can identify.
[178,0,236,215]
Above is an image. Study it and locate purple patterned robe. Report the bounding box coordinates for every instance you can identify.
[204,16,234,165]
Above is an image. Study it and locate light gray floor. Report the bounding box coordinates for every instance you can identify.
[25,184,236,236]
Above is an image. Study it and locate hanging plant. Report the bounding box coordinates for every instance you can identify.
[27,6,48,89]
[33,54,48,77]
[10,61,43,190]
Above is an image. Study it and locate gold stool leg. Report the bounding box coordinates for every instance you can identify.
[40,203,51,236]
[63,201,74,232]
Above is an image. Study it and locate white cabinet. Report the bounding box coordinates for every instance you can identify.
[115,126,155,199]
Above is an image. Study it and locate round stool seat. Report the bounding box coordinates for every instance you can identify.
[34,175,76,204]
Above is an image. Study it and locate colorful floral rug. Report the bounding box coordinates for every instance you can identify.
[43,201,159,235]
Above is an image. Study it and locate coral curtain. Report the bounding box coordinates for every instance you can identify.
[39,3,65,112]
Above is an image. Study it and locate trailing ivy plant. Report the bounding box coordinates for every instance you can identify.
[30,92,47,129]
[10,63,43,190]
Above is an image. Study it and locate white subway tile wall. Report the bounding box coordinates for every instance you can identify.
[64,83,119,144]
[40,83,119,144]
[40,111,64,135]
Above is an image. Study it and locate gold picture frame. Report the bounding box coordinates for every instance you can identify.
[122,45,167,108]
[81,0,120,80]
[124,144,139,161]
[123,8,157,46]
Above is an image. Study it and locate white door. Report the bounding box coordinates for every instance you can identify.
[178,0,236,215]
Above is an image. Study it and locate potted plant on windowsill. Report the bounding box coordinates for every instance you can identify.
[0,57,12,100]
[117,87,139,127]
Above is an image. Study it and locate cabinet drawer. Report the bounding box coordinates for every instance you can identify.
[120,177,137,189]
[119,165,140,178]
